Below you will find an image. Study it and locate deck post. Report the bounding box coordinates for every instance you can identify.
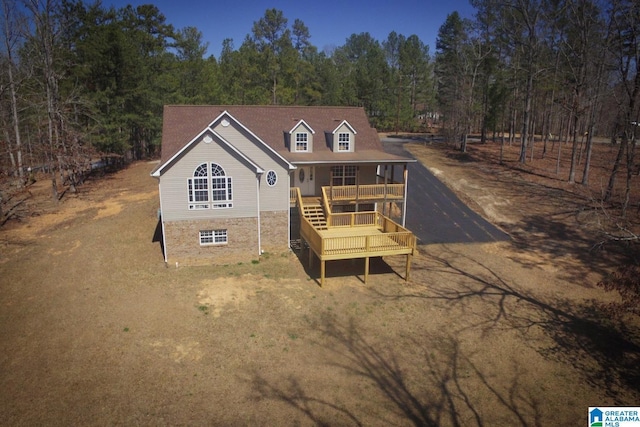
[405,254,412,281]
[321,260,326,287]
[309,246,314,269]
[383,165,389,216]
[402,166,408,227]
[364,257,370,284]
[329,170,334,204]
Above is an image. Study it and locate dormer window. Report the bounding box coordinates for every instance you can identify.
[289,119,315,153]
[332,120,356,152]
[338,133,351,151]
[295,132,309,151]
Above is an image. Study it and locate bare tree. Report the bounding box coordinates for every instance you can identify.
[1,0,27,184]
[603,0,640,215]
[556,0,608,184]
[501,0,546,164]
[22,0,64,199]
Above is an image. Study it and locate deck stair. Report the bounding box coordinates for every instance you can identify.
[302,203,328,230]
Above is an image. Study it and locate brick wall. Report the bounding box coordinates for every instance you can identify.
[164,217,259,266]
[260,210,289,254]
[164,211,290,266]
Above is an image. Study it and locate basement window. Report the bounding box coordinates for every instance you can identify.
[199,229,228,245]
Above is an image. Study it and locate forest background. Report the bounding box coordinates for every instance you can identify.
[1,0,639,294]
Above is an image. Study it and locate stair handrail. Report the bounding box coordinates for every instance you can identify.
[320,186,332,226]
[293,187,305,218]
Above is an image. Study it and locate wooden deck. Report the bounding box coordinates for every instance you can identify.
[292,187,416,286]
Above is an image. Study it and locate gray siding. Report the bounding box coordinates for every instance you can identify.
[358,165,378,184]
[213,118,290,213]
[332,122,355,152]
[290,122,314,153]
[160,134,259,222]
[315,165,378,187]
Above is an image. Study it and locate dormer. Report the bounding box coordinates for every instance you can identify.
[331,120,357,153]
[289,119,315,153]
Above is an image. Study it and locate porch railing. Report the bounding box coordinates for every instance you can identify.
[325,183,405,202]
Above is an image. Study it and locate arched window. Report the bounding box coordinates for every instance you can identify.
[210,163,232,208]
[188,163,209,209]
[188,163,233,210]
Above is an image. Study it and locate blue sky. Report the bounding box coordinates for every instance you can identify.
[103,0,476,58]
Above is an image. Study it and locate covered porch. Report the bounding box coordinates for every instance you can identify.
[291,161,410,225]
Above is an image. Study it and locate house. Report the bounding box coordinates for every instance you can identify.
[152,105,416,282]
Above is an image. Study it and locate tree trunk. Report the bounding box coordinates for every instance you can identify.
[604,135,626,202]
[568,110,580,183]
[519,73,534,163]
[581,126,595,186]
[622,135,636,218]
[2,0,24,184]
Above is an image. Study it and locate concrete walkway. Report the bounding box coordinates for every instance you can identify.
[382,138,510,245]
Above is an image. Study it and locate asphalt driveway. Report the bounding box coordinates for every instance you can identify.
[382,138,510,245]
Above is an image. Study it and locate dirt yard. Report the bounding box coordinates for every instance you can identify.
[1,140,639,426]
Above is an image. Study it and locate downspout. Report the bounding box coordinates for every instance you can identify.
[158,181,168,264]
[256,173,261,256]
[288,171,292,249]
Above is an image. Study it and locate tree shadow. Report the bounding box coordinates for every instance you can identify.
[252,373,364,426]
[250,244,639,424]
[507,213,629,284]
[394,246,640,401]
[462,159,632,284]
[293,244,399,286]
[251,314,544,426]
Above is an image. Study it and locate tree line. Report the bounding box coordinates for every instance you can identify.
[0,0,638,206]
[0,1,433,196]
[435,0,639,210]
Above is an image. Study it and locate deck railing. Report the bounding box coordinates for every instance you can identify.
[300,214,323,254]
[321,187,333,224]
[327,211,379,228]
[295,185,416,286]
[290,187,299,206]
[320,231,415,258]
[325,183,405,202]
[299,209,415,260]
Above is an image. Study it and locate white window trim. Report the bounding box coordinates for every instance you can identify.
[188,177,210,210]
[188,163,233,210]
[295,132,309,152]
[266,170,277,187]
[199,229,228,246]
[331,165,357,186]
[338,133,351,151]
[211,176,233,209]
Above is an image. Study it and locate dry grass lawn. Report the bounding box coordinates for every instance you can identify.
[1,140,638,426]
